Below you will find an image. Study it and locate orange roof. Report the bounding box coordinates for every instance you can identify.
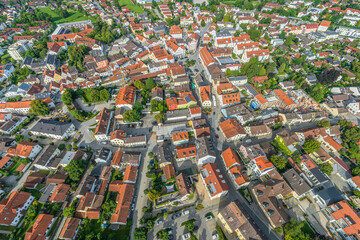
[255,94,268,104]
[7,142,39,158]
[123,165,138,183]
[189,105,201,115]
[0,191,32,226]
[246,49,269,58]
[351,176,360,188]
[25,214,54,240]
[200,163,229,197]
[323,136,343,151]
[229,165,249,186]
[328,200,360,237]
[176,144,196,159]
[48,183,70,202]
[320,20,331,27]
[172,131,189,142]
[219,119,246,139]
[59,218,81,240]
[163,164,176,181]
[111,151,124,166]
[110,183,134,224]
[0,155,12,169]
[273,89,296,106]
[199,46,215,67]
[222,147,241,169]
[253,156,274,171]
[115,86,136,107]
[301,154,317,170]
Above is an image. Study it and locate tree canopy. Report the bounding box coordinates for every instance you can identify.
[270,155,288,170]
[30,99,49,116]
[303,139,321,153]
[65,159,87,183]
[319,163,333,176]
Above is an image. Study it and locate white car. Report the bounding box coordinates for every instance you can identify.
[182,233,191,240]
[212,233,219,239]
[183,210,190,215]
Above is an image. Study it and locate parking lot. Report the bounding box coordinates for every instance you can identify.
[150,205,219,240]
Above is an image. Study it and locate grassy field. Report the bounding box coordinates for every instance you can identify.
[37,7,96,24]
[118,0,144,13]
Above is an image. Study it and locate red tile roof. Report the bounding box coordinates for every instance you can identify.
[222,147,241,169]
[200,163,229,198]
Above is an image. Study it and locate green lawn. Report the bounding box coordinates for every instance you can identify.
[37,8,96,24]
[118,0,144,13]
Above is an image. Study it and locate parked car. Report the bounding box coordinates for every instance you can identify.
[206,215,213,221]
[193,226,199,231]
[182,233,191,240]
[212,233,219,239]
[172,213,181,220]
[215,134,219,139]
[156,220,163,225]
[183,210,190,215]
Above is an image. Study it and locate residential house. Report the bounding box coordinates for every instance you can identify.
[218,201,261,240]
[200,163,229,200]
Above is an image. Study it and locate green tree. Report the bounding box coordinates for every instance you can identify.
[353,167,360,176]
[284,219,309,240]
[303,139,321,153]
[99,89,110,101]
[317,120,331,128]
[148,189,160,202]
[58,144,65,150]
[201,19,205,27]
[145,78,156,90]
[354,189,360,197]
[181,219,195,232]
[154,113,164,121]
[270,155,288,170]
[223,12,230,22]
[133,227,147,240]
[319,163,333,176]
[30,99,49,116]
[134,80,145,90]
[15,134,24,143]
[157,230,169,240]
[196,204,204,211]
[278,63,286,73]
[66,144,72,151]
[65,159,87,183]
[63,205,76,218]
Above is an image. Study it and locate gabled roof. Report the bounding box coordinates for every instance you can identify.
[222,147,241,169]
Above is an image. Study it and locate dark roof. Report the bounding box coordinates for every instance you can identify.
[31,119,73,136]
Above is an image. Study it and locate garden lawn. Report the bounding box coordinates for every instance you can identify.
[118,0,144,13]
[37,8,96,24]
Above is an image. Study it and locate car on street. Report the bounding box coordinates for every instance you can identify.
[193,226,199,231]
[216,127,220,131]
[156,219,163,225]
[213,111,215,115]
[215,134,219,139]
[172,213,181,220]
[206,215,213,221]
